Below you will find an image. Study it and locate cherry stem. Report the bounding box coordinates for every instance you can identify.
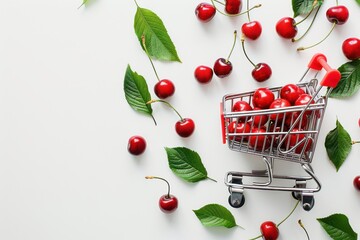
[248,201,300,240]
[226,30,238,63]
[297,22,336,51]
[292,6,321,42]
[145,176,171,198]
[213,0,224,6]
[147,99,183,121]
[246,0,251,22]
[141,35,161,82]
[298,220,311,240]
[241,35,256,67]
[277,200,300,227]
[210,0,261,18]
[294,6,314,26]
[352,140,360,145]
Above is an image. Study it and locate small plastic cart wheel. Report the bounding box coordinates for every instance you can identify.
[228,193,245,208]
[302,195,315,211]
[291,190,301,201]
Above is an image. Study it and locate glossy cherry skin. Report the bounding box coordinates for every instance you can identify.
[175,118,195,137]
[154,79,175,99]
[251,107,269,127]
[195,3,216,22]
[285,112,308,129]
[326,5,349,25]
[275,17,298,39]
[225,0,242,15]
[354,176,360,191]
[127,136,146,155]
[228,121,251,141]
[249,127,271,151]
[294,94,315,116]
[232,100,253,122]
[260,221,279,240]
[242,21,262,40]
[252,63,272,82]
[159,194,178,213]
[280,84,301,105]
[269,98,291,121]
[194,65,213,84]
[252,88,275,109]
[284,128,313,154]
[213,58,233,78]
[342,37,360,60]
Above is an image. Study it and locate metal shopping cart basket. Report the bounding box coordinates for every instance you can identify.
[220,54,341,211]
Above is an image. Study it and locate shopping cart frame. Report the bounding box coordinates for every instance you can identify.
[220,54,341,211]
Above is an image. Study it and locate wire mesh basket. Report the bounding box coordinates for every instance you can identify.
[220,54,341,211]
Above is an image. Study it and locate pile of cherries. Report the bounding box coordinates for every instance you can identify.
[228,84,314,153]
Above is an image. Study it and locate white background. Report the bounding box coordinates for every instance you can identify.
[1,0,360,239]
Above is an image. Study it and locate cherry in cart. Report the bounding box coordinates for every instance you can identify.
[220,53,341,211]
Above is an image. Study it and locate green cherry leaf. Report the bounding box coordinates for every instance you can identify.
[356,0,360,6]
[193,204,239,228]
[330,59,360,98]
[134,5,181,62]
[292,0,323,17]
[124,65,156,124]
[324,119,352,171]
[165,147,216,183]
[317,213,358,240]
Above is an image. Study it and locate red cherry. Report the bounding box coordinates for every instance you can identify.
[175,118,195,138]
[248,127,271,151]
[225,0,242,14]
[260,221,279,240]
[269,98,291,121]
[251,107,269,127]
[280,84,301,105]
[159,194,178,213]
[232,100,253,122]
[285,112,308,129]
[213,58,233,78]
[276,17,298,39]
[195,3,216,22]
[252,63,272,82]
[154,79,175,99]
[354,176,360,191]
[228,121,251,141]
[252,88,275,109]
[127,135,146,155]
[294,94,315,116]
[342,37,360,60]
[326,5,349,25]
[284,128,313,154]
[194,65,213,84]
[242,21,262,40]
[146,176,178,213]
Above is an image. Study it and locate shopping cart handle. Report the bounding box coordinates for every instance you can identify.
[308,53,341,88]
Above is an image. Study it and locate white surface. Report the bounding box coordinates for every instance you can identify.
[1,0,360,239]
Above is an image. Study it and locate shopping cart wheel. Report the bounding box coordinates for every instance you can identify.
[301,193,315,211]
[228,193,245,208]
[291,190,301,200]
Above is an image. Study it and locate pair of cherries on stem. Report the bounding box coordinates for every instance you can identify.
[141,35,175,99]
[194,31,271,83]
[276,4,349,51]
[147,99,195,138]
[146,176,178,213]
[195,0,261,23]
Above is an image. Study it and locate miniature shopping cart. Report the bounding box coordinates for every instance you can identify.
[220,54,341,211]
